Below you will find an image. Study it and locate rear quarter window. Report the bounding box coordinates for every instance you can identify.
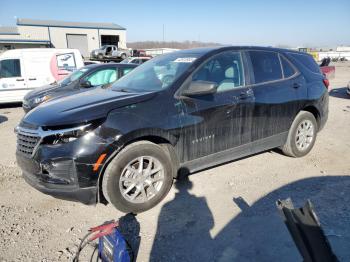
[287,53,321,74]
[280,55,296,78]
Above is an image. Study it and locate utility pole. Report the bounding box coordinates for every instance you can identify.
[162,24,165,43]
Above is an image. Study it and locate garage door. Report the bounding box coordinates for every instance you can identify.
[66,34,88,58]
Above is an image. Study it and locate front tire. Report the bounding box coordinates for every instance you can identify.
[102,141,174,213]
[120,53,127,59]
[282,111,318,157]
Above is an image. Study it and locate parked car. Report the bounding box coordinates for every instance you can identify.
[90,45,131,60]
[132,49,146,57]
[15,46,329,213]
[120,56,151,65]
[347,81,350,96]
[22,63,137,112]
[0,48,84,104]
[319,57,335,80]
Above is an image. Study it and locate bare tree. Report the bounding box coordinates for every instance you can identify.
[127,41,223,50]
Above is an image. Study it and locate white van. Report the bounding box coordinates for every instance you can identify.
[0,48,84,103]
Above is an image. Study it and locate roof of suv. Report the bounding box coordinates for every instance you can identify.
[84,63,138,70]
[177,46,303,55]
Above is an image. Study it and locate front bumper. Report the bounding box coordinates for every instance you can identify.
[17,152,97,204]
[22,99,34,113]
[90,52,99,58]
[22,103,33,113]
[15,124,119,205]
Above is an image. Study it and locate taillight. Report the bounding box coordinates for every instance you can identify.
[323,78,329,89]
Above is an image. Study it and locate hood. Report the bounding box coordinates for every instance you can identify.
[22,88,155,127]
[24,82,76,101]
[24,84,59,100]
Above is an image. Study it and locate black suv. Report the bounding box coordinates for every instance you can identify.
[16,47,329,213]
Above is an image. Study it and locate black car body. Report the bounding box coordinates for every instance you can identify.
[22,63,137,112]
[16,47,329,213]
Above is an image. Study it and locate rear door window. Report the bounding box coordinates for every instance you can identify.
[287,53,321,74]
[249,51,282,84]
[0,59,21,78]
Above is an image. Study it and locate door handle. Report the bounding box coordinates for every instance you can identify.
[29,78,37,81]
[292,83,301,89]
[238,90,252,100]
[16,78,24,81]
[239,93,249,100]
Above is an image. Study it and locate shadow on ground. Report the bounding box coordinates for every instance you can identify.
[119,213,141,261]
[150,175,350,262]
[0,102,22,109]
[0,115,8,124]
[329,87,349,99]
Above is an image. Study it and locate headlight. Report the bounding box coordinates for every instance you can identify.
[34,95,51,105]
[42,119,104,144]
[55,124,92,143]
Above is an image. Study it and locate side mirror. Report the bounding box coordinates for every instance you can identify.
[80,80,92,88]
[182,81,217,97]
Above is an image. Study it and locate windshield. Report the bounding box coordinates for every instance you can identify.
[112,53,200,92]
[57,68,89,86]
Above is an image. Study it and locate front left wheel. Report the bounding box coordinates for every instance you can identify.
[102,141,174,213]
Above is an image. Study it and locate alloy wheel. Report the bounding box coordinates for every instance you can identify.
[119,156,164,203]
[295,120,314,151]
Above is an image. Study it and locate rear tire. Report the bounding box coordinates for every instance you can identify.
[282,111,318,157]
[102,141,174,213]
[97,54,104,60]
[121,53,127,59]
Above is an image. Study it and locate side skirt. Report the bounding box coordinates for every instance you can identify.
[181,132,288,174]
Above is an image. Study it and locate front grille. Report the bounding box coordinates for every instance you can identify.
[16,131,41,157]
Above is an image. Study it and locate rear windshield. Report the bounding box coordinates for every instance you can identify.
[287,53,321,74]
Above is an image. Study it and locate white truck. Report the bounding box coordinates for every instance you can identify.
[90,45,131,60]
[0,48,84,103]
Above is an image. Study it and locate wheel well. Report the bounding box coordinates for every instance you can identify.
[302,106,321,129]
[97,135,178,205]
[126,135,171,146]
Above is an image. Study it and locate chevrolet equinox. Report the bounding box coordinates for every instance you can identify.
[16,47,329,213]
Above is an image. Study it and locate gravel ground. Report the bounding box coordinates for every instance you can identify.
[0,62,349,262]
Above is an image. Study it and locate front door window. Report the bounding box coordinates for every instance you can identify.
[84,69,117,86]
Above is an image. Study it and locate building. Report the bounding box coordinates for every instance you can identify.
[0,18,127,57]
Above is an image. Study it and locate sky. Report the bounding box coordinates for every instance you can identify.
[0,0,349,47]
